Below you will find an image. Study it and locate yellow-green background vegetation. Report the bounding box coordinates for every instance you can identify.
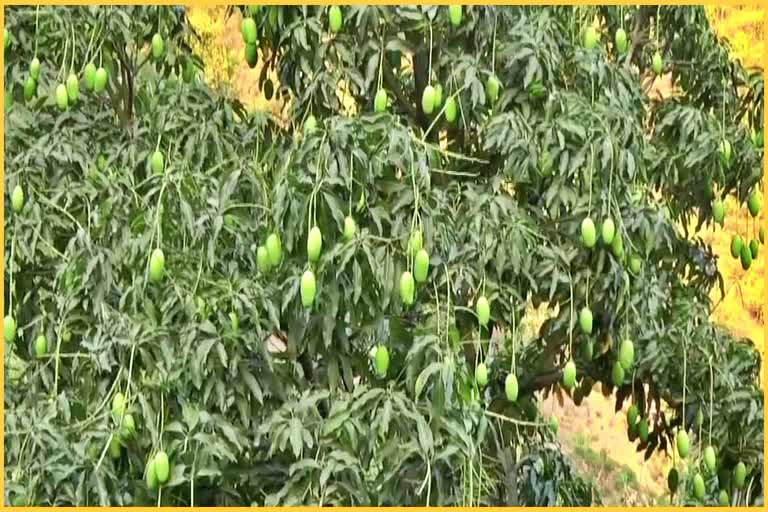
[185,5,764,505]
[702,6,764,358]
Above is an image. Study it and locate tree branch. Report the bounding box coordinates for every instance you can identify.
[115,44,134,127]
[503,340,683,411]
[408,31,432,133]
[626,6,654,70]
[381,54,419,124]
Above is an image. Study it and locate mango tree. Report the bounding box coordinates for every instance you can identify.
[4,5,763,506]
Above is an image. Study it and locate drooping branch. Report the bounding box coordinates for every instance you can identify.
[114,43,134,127]
[381,54,419,124]
[626,6,655,70]
[408,30,432,135]
[501,335,684,411]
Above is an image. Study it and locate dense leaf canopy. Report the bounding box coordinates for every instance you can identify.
[3,5,764,506]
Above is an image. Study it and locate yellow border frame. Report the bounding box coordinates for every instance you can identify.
[0,2,765,510]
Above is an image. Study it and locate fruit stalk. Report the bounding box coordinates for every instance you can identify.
[81,19,101,74]
[721,73,726,138]
[377,35,385,91]
[619,5,623,31]
[347,148,354,215]
[308,133,327,230]
[491,10,497,72]
[93,431,119,473]
[70,24,77,74]
[143,177,168,296]
[606,154,615,224]
[568,272,574,355]
[588,145,594,213]
[708,357,713,444]
[409,165,420,273]
[119,342,139,428]
[8,230,15,312]
[58,35,69,82]
[53,320,66,399]
[427,22,433,85]
[158,391,165,448]
[511,303,516,373]
[431,281,445,353]
[682,335,687,430]
[33,5,39,56]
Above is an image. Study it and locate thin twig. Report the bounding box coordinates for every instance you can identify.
[484,409,547,428]
[410,135,489,164]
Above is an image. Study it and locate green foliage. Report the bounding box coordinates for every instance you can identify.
[4,4,764,507]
